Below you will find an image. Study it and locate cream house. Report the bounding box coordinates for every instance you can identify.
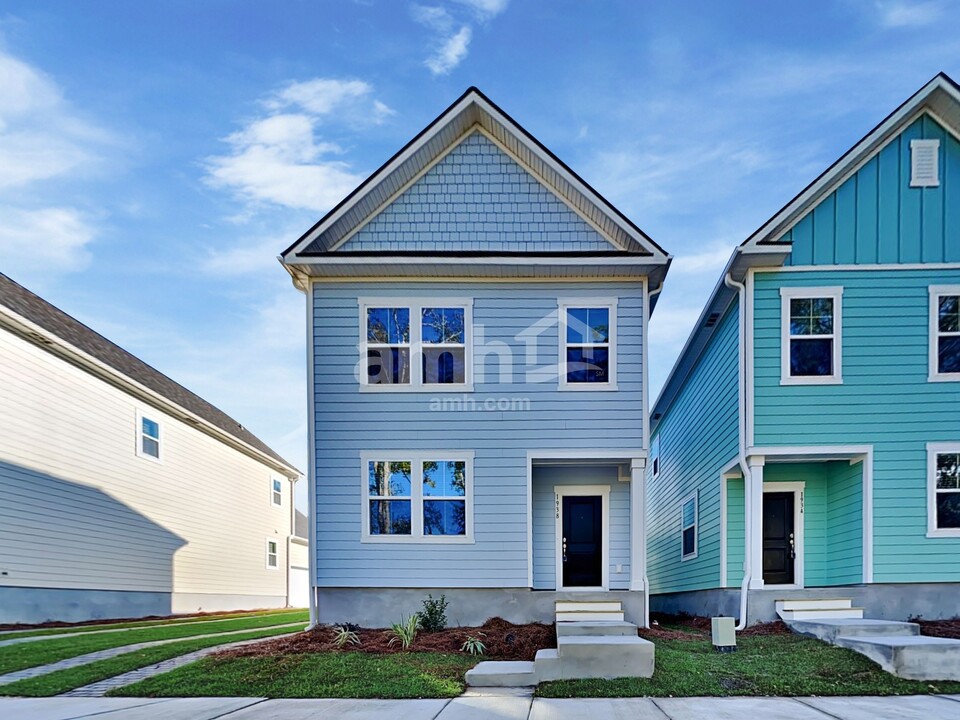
[0,273,301,623]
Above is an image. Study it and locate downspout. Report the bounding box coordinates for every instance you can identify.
[724,270,753,630]
[642,281,664,630]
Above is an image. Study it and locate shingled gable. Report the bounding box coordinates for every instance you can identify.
[0,273,298,476]
[281,87,671,286]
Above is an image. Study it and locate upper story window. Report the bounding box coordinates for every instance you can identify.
[361,300,472,391]
[651,434,661,478]
[559,300,617,390]
[930,286,960,381]
[362,452,473,543]
[928,443,960,537]
[780,287,843,385]
[681,492,698,560]
[271,478,283,507]
[136,412,161,461]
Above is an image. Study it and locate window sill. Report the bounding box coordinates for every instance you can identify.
[359,384,475,393]
[780,376,843,386]
[558,383,619,392]
[680,552,698,562]
[927,530,960,538]
[360,535,476,545]
[928,374,960,383]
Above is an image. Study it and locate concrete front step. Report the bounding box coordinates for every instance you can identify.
[834,635,960,681]
[556,611,625,622]
[556,621,638,637]
[465,661,537,688]
[555,601,622,613]
[788,618,920,643]
[776,598,853,612]
[778,607,864,621]
[554,635,655,679]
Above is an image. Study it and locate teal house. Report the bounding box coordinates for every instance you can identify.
[648,74,960,624]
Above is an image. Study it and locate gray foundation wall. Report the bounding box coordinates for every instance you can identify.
[649,588,741,619]
[0,586,172,624]
[316,588,646,627]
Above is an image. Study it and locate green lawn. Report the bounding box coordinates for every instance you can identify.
[538,633,960,698]
[0,624,307,697]
[110,652,477,699]
[0,608,305,641]
[0,610,308,675]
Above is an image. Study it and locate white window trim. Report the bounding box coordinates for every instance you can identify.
[680,491,698,562]
[135,410,162,463]
[927,442,960,538]
[360,451,475,544]
[651,434,661,479]
[780,286,843,385]
[271,477,283,507]
[265,538,280,570]
[558,298,619,391]
[358,298,474,392]
[929,286,960,382]
[554,484,611,591]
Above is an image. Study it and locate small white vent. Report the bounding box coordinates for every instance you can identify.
[910,138,940,188]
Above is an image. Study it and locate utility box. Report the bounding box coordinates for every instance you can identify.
[711,616,737,653]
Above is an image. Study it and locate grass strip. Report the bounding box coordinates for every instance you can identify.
[109,652,477,699]
[0,610,308,675]
[537,634,960,698]
[0,608,306,641]
[0,624,307,697]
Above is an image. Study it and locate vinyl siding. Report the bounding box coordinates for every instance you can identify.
[532,465,630,590]
[753,268,960,583]
[339,132,613,252]
[311,280,644,587]
[0,327,291,602]
[647,301,740,595]
[781,114,960,265]
[725,477,744,587]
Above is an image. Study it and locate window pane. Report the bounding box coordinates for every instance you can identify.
[273,479,282,492]
[566,347,609,383]
[367,348,411,384]
[937,492,960,529]
[142,418,159,439]
[368,461,411,496]
[422,308,465,344]
[423,347,465,384]
[424,499,466,535]
[268,541,277,553]
[937,453,960,490]
[566,308,609,344]
[790,338,833,376]
[682,526,696,556]
[369,500,412,535]
[142,437,159,458]
[939,296,960,333]
[423,461,466,497]
[939,336,960,374]
[683,499,696,527]
[367,308,410,343]
[790,297,832,335]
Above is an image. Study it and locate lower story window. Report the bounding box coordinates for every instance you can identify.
[363,453,473,542]
[266,539,279,569]
[681,493,698,560]
[930,444,960,535]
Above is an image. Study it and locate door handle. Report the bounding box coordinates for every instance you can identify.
[789,532,796,560]
[562,537,567,563]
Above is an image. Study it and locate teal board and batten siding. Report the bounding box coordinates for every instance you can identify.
[647,301,740,595]
[532,465,631,590]
[338,132,612,252]
[753,269,960,583]
[780,115,960,265]
[312,281,644,588]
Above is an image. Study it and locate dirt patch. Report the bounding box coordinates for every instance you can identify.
[0,608,287,632]
[642,614,791,640]
[215,617,556,661]
[739,620,792,636]
[915,618,960,639]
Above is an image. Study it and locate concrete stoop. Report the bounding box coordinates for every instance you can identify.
[779,598,960,681]
[465,601,655,688]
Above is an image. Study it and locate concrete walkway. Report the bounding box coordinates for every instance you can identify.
[0,623,305,686]
[2,693,960,719]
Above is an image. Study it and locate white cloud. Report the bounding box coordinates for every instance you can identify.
[200,233,294,277]
[453,0,509,19]
[413,1,508,76]
[425,26,472,75]
[671,242,734,276]
[0,206,97,275]
[875,0,942,27]
[204,78,393,212]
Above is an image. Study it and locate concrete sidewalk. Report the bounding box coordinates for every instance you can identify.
[2,692,960,719]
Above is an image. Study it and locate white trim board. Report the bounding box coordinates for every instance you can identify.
[554,484,611,591]
[779,286,844,386]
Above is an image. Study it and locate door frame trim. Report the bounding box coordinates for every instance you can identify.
[762,481,805,589]
[555,485,610,591]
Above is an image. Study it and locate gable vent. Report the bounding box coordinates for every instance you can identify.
[703,312,720,328]
[910,138,940,188]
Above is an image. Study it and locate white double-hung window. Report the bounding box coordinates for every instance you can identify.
[362,452,473,542]
[928,443,960,537]
[136,411,162,461]
[559,300,617,389]
[781,287,843,384]
[930,286,960,381]
[360,300,472,390]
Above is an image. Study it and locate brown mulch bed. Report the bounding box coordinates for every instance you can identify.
[215,617,555,661]
[642,614,791,640]
[0,607,286,632]
[915,618,960,639]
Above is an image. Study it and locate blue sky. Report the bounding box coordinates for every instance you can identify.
[1,1,958,509]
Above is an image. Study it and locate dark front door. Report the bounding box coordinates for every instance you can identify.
[763,492,796,585]
[562,495,603,587]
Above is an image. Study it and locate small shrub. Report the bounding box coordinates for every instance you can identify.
[388,614,420,650]
[461,633,486,656]
[333,625,360,648]
[419,594,449,633]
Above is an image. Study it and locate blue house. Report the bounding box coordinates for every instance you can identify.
[281,88,671,628]
[648,73,960,624]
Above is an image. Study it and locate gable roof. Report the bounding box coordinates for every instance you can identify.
[0,273,299,477]
[281,87,670,288]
